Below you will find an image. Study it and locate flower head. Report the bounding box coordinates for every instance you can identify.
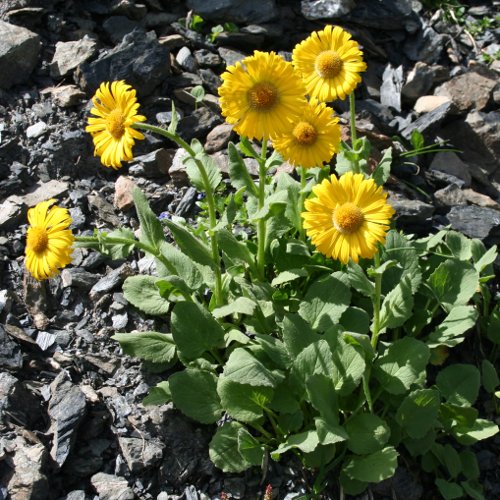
[292,25,367,101]
[302,172,394,264]
[272,98,341,168]
[25,199,74,280]
[218,50,308,140]
[86,81,146,169]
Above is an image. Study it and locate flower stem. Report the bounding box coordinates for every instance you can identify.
[256,138,268,281]
[371,250,383,350]
[348,92,361,174]
[134,122,223,306]
[298,166,307,240]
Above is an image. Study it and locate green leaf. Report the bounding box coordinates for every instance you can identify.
[435,479,463,500]
[460,480,485,500]
[453,418,499,445]
[250,189,289,220]
[340,471,368,496]
[379,275,413,330]
[184,145,222,192]
[428,260,479,312]
[410,129,425,150]
[439,403,478,430]
[209,421,251,473]
[97,228,136,259]
[305,374,338,425]
[227,142,258,196]
[374,337,430,395]
[237,427,265,466]
[345,413,391,454]
[445,230,472,260]
[212,296,257,318]
[426,305,479,348]
[371,147,392,186]
[343,447,398,483]
[217,376,273,423]
[167,101,178,134]
[171,301,224,360]
[122,275,170,316]
[271,268,308,286]
[460,450,480,480]
[216,229,257,273]
[347,261,375,297]
[340,307,370,335]
[272,430,320,458]
[434,443,462,479]
[223,348,279,388]
[486,306,500,344]
[396,389,440,439]
[113,331,176,364]
[169,368,222,424]
[299,272,351,331]
[473,244,497,273]
[157,240,204,289]
[133,187,165,251]
[481,359,499,393]
[281,313,318,358]
[163,219,214,268]
[315,417,348,445]
[436,364,480,406]
[143,381,171,406]
[190,84,205,102]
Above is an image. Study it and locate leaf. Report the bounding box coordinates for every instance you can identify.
[171,301,225,360]
[250,189,289,220]
[396,389,440,439]
[217,376,273,423]
[371,147,392,186]
[143,381,171,406]
[345,414,391,454]
[167,101,178,134]
[374,337,430,395]
[410,129,425,150]
[272,430,320,458]
[299,272,351,331]
[271,268,308,286]
[133,187,165,251]
[428,260,479,312]
[445,230,472,260]
[223,348,279,388]
[453,418,499,445]
[473,244,497,273]
[212,297,257,318]
[379,275,413,330]
[113,331,176,364]
[347,261,375,297]
[460,480,485,500]
[487,306,500,344]
[97,228,136,259]
[184,145,222,192]
[439,403,478,430]
[460,450,480,480]
[343,447,398,483]
[315,417,349,445]
[169,368,222,424]
[227,142,258,196]
[436,364,480,406]
[122,275,170,316]
[305,374,339,425]
[157,240,204,289]
[340,307,370,335]
[216,229,256,273]
[281,313,319,358]
[426,305,479,348]
[209,421,251,473]
[481,359,499,393]
[434,443,462,479]
[237,427,265,466]
[435,479,463,500]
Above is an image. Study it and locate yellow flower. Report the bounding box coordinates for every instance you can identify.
[218,50,308,140]
[302,172,394,264]
[86,81,146,169]
[292,25,367,102]
[25,199,74,281]
[272,99,341,168]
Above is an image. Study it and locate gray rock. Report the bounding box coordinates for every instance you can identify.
[175,187,197,217]
[402,62,449,100]
[0,372,40,426]
[400,100,453,139]
[404,26,444,64]
[204,123,234,153]
[429,152,472,187]
[218,47,246,68]
[344,0,414,29]
[301,0,355,19]
[178,106,222,141]
[0,195,25,230]
[90,472,134,500]
[26,121,48,139]
[102,16,144,45]
[89,264,134,299]
[61,268,100,290]
[50,35,98,79]
[36,331,56,351]
[112,312,129,330]
[118,436,164,472]
[388,192,435,226]
[48,372,87,467]
[434,184,468,207]
[413,95,451,114]
[169,148,190,187]
[49,85,86,107]
[380,64,403,111]
[186,0,278,24]
[176,46,198,73]
[446,206,500,242]
[129,149,174,178]
[62,491,88,500]
[0,324,22,370]
[0,20,40,89]
[77,30,170,96]
[87,192,121,227]
[194,49,223,68]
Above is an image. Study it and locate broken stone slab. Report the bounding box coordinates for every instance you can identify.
[0,324,23,370]
[380,64,403,111]
[91,472,135,500]
[118,436,164,472]
[186,0,278,23]
[414,95,451,114]
[388,192,435,227]
[0,372,41,427]
[343,0,414,30]
[428,151,472,187]
[402,62,449,100]
[400,100,454,139]
[204,123,235,153]
[300,0,355,19]
[89,263,134,299]
[50,35,98,79]
[48,371,87,467]
[114,176,137,210]
[0,20,40,89]
[44,84,86,108]
[26,121,48,139]
[446,205,500,242]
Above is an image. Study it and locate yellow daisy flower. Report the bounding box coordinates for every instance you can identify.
[86,80,146,169]
[25,199,74,281]
[272,98,341,168]
[292,25,367,102]
[218,50,308,140]
[302,172,394,264]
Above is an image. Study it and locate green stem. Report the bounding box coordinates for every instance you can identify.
[362,371,374,413]
[134,122,223,306]
[252,422,273,440]
[256,138,268,281]
[298,166,307,240]
[371,251,383,350]
[348,92,361,174]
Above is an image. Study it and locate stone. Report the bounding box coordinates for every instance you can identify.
[177,106,222,141]
[114,176,137,210]
[204,123,234,153]
[89,263,134,299]
[0,324,23,370]
[87,193,121,227]
[388,192,435,227]
[0,20,40,89]
[118,436,164,472]
[61,268,100,290]
[402,62,449,100]
[400,100,453,139]
[77,30,170,97]
[301,0,355,19]
[176,46,198,73]
[428,152,472,187]
[24,180,69,207]
[175,187,197,217]
[91,472,134,500]
[102,16,143,45]
[0,372,40,426]
[169,148,190,187]
[435,71,497,114]
[26,121,48,139]
[344,0,414,29]
[414,95,452,114]
[380,64,403,111]
[50,35,98,79]
[48,372,87,467]
[0,195,24,230]
[218,47,246,68]
[446,206,500,242]
[434,184,468,207]
[186,0,278,24]
[404,26,444,64]
[129,149,174,178]
[48,85,86,107]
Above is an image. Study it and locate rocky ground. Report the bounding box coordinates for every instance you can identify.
[0,0,499,499]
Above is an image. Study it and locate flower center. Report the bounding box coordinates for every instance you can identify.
[293,121,318,146]
[247,82,279,111]
[333,202,364,234]
[315,50,343,79]
[27,226,49,253]
[106,108,126,139]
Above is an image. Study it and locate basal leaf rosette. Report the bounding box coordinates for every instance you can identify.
[302,172,395,264]
[86,80,146,169]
